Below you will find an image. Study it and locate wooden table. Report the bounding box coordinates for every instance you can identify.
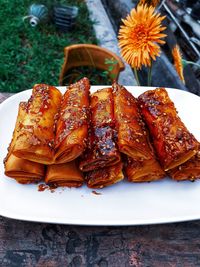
[1,93,200,266]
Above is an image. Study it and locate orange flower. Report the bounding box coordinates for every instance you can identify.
[118,4,166,69]
[172,45,185,84]
[138,0,160,7]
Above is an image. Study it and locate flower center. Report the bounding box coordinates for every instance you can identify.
[132,24,149,47]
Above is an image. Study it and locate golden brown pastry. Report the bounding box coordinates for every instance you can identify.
[54,77,90,163]
[79,88,121,172]
[113,82,153,160]
[5,154,45,184]
[124,156,165,182]
[45,161,84,187]
[4,102,45,184]
[138,88,198,171]
[85,162,124,188]
[12,84,62,164]
[168,147,200,181]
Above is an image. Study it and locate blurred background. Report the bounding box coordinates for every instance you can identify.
[0,0,97,93]
[0,0,199,94]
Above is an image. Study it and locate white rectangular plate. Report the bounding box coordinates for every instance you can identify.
[0,86,200,226]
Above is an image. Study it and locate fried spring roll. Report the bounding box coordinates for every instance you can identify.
[79,88,121,172]
[113,82,153,160]
[5,154,45,184]
[138,88,198,171]
[45,161,84,187]
[54,78,90,164]
[12,84,62,164]
[4,102,45,184]
[125,156,165,182]
[85,162,124,188]
[168,148,200,181]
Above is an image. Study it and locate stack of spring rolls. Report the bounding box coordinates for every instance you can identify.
[138,87,200,181]
[4,78,89,187]
[4,78,200,189]
[79,87,124,188]
[113,83,165,182]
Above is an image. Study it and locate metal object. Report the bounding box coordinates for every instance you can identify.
[162,2,200,59]
[190,37,200,47]
[53,5,78,31]
[23,4,48,27]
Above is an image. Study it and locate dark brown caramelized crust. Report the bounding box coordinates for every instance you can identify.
[125,156,165,182]
[79,88,121,172]
[138,88,198,171]
[169,147,200,181]
[85,162,124,188]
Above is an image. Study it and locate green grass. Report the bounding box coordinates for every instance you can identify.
[0,0,97,92]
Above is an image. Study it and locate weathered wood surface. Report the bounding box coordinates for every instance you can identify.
[1,217,200,266]
[1,93,200,267]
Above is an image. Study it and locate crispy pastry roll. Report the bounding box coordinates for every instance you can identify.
[125,156,165,182]
[12,84,62,164]
[79,88,121,172]
[113,82,153,160]
[138,88,198,171]
[85,162,124,188]
[4,102,45,184]
[45,161,84,187]
[54,78,90,164]
[168,147,200,181]
[5,154,45,184]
